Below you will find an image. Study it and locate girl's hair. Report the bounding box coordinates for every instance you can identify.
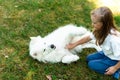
[91,6,117,45]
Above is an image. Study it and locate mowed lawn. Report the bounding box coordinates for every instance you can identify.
[0,0,120,80]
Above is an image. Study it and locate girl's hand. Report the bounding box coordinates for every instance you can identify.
[65,43,76,50]
[105,66,117,75]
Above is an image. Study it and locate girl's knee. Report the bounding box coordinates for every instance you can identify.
[88,60,96,70]
[86,54,93,62]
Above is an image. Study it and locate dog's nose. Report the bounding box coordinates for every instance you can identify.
[50,44,56,49]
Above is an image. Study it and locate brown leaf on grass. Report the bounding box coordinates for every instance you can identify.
[46,75,52,80]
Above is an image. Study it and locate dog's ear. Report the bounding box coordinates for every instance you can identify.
[30,37,36,40]
[37,36,42,39]
[30,36,42,40]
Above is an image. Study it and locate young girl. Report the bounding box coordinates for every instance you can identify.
[66,6,120,79]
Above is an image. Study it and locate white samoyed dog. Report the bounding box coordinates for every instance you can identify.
[29,24,101,64]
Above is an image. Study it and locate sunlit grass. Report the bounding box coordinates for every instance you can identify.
[88,0,120,15]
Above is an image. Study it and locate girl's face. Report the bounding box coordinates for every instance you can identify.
[91,15,103,31]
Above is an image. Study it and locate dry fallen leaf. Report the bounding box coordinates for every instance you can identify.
[46,75,52,80]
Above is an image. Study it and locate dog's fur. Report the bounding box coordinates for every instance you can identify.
[29,24,101,64]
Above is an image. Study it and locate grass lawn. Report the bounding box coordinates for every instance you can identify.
[0,0,120,80]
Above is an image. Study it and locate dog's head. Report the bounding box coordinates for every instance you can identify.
[29,36,56,61]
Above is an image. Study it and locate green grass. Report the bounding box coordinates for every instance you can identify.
[0,0,120,80]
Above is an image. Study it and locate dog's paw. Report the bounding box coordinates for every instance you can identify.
[62,55,79,64]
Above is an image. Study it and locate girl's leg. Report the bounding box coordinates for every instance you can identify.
[87,56,119,79]
[86,51,105,62]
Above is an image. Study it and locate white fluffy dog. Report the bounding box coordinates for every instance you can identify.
[29,24,101,64]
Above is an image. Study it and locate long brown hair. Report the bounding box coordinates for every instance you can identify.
[91,6,117,45]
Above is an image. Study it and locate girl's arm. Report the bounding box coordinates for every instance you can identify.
[114,61,120,70]
[105,61,120,75]
[66,35,91,50]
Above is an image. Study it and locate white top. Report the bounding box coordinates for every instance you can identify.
[90,29,120,60]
